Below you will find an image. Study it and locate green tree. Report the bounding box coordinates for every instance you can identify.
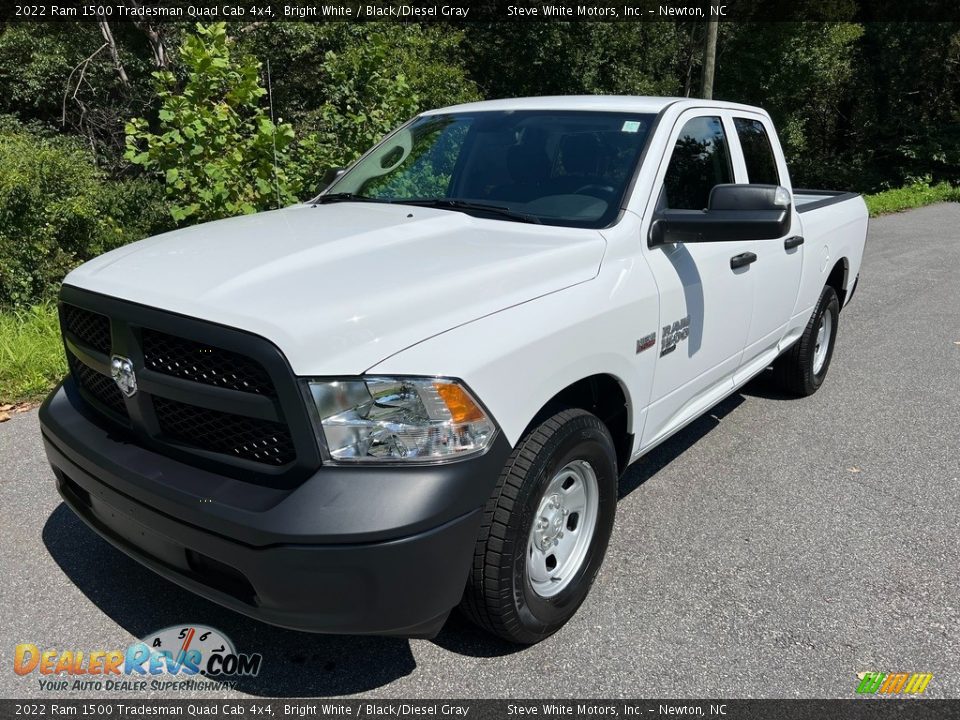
[716,21,863,188]
[849,22,960,189]
[235,23,479,192]
[0,117,169,308]
[464,24,686,98]
[125,23,297,223]
[0,22,185,170]
[298,38,420,173]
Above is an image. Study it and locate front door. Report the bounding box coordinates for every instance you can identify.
[640,112,755,450]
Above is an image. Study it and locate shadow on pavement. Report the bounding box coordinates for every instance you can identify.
[43,503,419,697]
[739,367,798,401]
[618,392,746,499]
[429,611,525,658]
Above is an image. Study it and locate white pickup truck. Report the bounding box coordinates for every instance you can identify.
[41,96,867,644]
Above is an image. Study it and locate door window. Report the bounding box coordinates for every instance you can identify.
[733,117,780,186]
[662,116,733,210]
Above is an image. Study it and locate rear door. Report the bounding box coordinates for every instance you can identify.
[729,114,804,379]
[639,111,755,450]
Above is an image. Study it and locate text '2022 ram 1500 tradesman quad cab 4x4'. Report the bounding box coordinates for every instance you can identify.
[41,96,867,644]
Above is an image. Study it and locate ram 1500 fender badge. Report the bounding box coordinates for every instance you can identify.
[111,355,138,398]
[660,315,690,356]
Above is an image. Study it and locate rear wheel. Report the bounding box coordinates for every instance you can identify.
[460,408,618,644]
[774,284,840,396]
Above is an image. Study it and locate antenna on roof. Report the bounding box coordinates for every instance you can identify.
[266,58,282,210]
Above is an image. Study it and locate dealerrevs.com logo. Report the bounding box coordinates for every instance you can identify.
[856,672,933,695]
[13,625,262,692]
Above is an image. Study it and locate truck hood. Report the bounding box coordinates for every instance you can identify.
[65,203,606,375]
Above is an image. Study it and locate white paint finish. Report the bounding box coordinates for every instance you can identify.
[640,239,755,449]
[623,103,866,455]
[65,203,606,376]
[422,95,777,121]
[371,213,660,447]
[741,233,803,368]
[793,197,868,317]
[420,95,681,116]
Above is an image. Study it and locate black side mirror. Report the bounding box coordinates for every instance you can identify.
[649,184,791,246]
[320,167,346,192]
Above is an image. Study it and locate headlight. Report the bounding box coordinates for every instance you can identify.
[307,377,496,462]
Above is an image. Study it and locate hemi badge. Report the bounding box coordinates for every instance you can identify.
[636,333,656,354]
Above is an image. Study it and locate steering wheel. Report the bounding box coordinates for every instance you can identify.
[574,184,616,201]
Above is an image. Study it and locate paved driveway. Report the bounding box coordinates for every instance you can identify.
[2,204,958,699]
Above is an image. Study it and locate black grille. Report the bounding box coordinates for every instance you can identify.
[142,329,276,397]
[68,352,127,419]
[62,304,111,355]
[154,397,295,466]
[58,290,311,476]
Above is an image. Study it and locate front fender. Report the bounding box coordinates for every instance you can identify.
[367,259,659,450]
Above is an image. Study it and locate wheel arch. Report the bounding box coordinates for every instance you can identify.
[524,373,633,476]
[826,257,850,306]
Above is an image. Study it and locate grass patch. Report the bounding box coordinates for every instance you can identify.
[865,180,960,217]
[0,303,65,405]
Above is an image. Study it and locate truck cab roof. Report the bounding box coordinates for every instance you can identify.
[421,95,769,117]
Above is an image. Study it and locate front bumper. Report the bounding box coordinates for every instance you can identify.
[40,380,510,637]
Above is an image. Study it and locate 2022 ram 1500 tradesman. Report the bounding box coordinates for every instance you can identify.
[41,96,868,644]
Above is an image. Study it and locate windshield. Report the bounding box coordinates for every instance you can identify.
[324,110,656,228]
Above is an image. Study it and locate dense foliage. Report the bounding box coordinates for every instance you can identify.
[0,16,958,308]
[0,118,170,307]
[238,24,478,170]
[125,23,299,222]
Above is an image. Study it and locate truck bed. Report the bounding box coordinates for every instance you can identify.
[794,188,861,213]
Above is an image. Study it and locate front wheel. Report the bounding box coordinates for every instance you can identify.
[774,284,840,396]
[459,409,618,644]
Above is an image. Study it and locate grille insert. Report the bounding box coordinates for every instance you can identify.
[142,329,276,397]
[59,295,305,474]
[62,304,111,355]
[68,352,127,419]
[154,397,294,466]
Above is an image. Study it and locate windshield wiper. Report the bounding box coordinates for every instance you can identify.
[313,192,387,205]
[398,198,542,224]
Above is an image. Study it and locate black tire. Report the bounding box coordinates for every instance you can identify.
[459,408,618,644]
[774,284,840,396]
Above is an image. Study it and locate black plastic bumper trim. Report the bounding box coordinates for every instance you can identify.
[50,454,481,636]
[39,382,512,635]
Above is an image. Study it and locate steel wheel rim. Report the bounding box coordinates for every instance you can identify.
[813,307,833,375]
[526,459,599,598]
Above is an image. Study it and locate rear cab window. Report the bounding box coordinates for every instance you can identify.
[733,117,780,186]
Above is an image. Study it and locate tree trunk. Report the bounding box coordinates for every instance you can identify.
[701,5,719,99]
[98,20,129,87]
[683,24,698,97]
[140,23,167,68]
[129,1,168,67]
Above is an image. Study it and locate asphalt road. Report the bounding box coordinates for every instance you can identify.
[2,204,958,700]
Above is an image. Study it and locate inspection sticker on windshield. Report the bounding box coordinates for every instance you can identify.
[621,120,643,133]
